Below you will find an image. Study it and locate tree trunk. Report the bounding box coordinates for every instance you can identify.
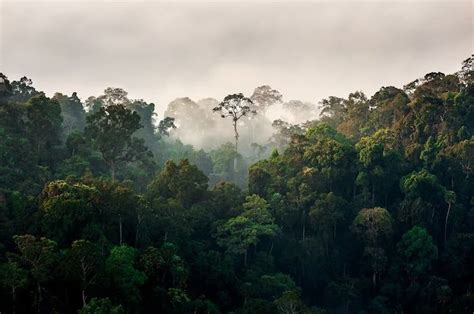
[135,213,142,247]
[233,120,239,172]
[301,208,306,242]
[302,223,306,242]
[80,260,87,307]
[244,249,248,267]
[37,282,42,314]
[444,202,452,246]
[12,286,16,314]
[119,214,123,245]
[110,162,116,181]
[82,289,87,307]
[371,184,375,206]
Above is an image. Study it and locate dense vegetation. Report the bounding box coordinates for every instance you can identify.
[0,56,473,313]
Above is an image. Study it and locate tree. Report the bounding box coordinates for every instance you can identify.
[0,261,27,314]
[79,298,124,314]
[106,245,146,306]
[352,207,393,247]
[309,192,348,256]
[397,226,438,285]
[369,86,409,130]
[352,207,393,286]
[68,240,102,307]
[148,159,208,209]
[140,243,188,289]
[356,129,402,206]
[158,116,177,136]
[0,73,13,100]
[210,181,244,219]
[217,195,278,266]
[97,87,131,107]
[25,94,63,166]
[458,54,473,86]
[53,92,86,137]
[128,99,158,149]
[319,96,346,128]
[400,169,454,233]
[250,85,283,113]
[274,291,307,314]
[337,91,370,140]
[10,76,40,103]
[210,142,247,187]
[13,235,58,313]
[213,93,256,170]
[270,119,304,150]
[67,178,139,246]
[85,104,152,179]
[443,190,456,246]
[39,180,98,245]
[303,126,355,194]
[246,272,299,301]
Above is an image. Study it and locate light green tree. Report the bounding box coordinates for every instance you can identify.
[217,195,278,266]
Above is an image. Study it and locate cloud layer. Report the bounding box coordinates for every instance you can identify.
[1,1,472,116]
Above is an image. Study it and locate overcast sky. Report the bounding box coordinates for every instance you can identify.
[1,0,472,116]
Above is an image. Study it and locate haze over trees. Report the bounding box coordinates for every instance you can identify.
[0,56,473,313]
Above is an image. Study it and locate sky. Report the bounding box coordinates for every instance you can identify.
[0,0,472,117]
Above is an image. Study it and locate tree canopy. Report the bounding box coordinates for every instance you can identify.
[0,57,473,313]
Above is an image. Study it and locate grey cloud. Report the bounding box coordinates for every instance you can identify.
[1,1,472,117]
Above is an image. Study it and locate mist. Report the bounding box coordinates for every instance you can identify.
[162,86,319,156]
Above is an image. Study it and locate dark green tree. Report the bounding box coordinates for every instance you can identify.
[85,104,152,179]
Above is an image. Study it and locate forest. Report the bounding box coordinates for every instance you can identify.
[0,56,473,314]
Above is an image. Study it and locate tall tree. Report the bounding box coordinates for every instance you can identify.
[0,261,27,314]
[397,226,438,285]
[13,235,58,313]
[213,93,256,170]
[106,245,146,307]
[53,92,86,138]
[85,104,152,180]
[67,240,102,307]
[250,85,283,113]
[352,207,393,286]
[157,117,177,137]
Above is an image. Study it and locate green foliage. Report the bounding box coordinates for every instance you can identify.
[157,116,177,136]
[352,207,393,245]
[274,291,308,314]
[85,103,152,179]
[13,235,58,284]
[79,297,124,314]
[0,58,472,313]
[397,226,438,281]
[148,159,208,208]
[0,261,27,291]
[105,245,146,305]
[210,142,248,187]
[40,180,98,244]
[53,92,86,138]
[217,195,278,265]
